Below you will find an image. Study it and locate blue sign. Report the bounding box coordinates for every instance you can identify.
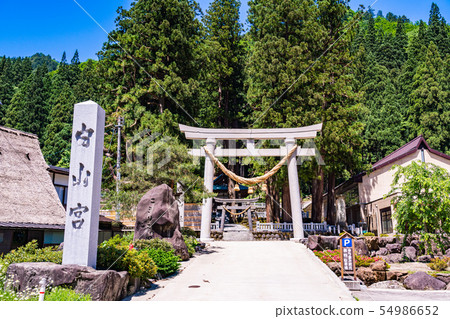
[342,238,352,247]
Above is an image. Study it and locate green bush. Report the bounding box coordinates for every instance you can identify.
[134,238,173,252]
[0,240,62,286]
[44,287,91,301]
[181,227,197,238]
[363,232,375,237]
[145,249,180,277]
[428,258,449,271]
[184,236,198,257]
[379,233,389,237]
[97,235,157,280]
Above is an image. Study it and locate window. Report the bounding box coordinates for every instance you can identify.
[380,207,393,234]
[54,185,68,208]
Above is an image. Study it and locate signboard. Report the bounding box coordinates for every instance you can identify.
[338,232,356,280]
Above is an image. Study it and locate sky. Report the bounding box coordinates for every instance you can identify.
[0,0,449,62]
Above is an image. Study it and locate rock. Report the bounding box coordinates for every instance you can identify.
[75,269,129,301]
[403,272,447,290]
[445,248,450,257]
[6,262,129,301]
[410,240,424,253]
[306,235,321,250]
[355,239,369,256]
[299,238,308,245]
[356,267,377,285]
[447,282,450,290]
[402,246,417,261]
[369,280,406,290]
[376,248,389,256]
[134,184,189,261]
[320,236,339,250]
[370,251,376,257]
[383,253,403,264]
[387,271,409,283]
[326,262,341,276]
[386,243,402,254]
[370,260,388,271]
[364,237,379,251]
[394,235,407,245]
[379,237,396,247]
[418,255,432,263]
[435,273,450,284]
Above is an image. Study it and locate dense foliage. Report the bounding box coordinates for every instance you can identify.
[1,1,449,223]
[387,161,450,254]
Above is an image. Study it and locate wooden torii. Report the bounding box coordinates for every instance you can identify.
[179,123,323,242]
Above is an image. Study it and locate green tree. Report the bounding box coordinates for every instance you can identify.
[199,0,245,128]
[426,2,450,56]
[408,42,449,152]
[42,82,76,165]
[387,161,450,254]
[4,65,50,137]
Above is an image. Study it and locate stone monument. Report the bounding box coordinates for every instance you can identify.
[134,184,189,261]
[62,101,105,268]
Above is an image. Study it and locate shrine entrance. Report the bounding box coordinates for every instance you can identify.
[179,123,322,242]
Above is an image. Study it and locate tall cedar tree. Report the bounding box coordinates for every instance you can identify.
[5,64,50,138]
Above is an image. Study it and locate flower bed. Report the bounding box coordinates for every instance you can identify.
[313,249,383,267]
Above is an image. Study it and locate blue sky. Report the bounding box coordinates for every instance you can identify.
[0,0,449,62]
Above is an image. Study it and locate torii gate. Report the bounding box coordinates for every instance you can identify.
[179,123,323,242]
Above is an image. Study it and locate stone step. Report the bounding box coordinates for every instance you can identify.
[222,231,254,241]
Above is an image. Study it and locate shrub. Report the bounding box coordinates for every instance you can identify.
[44,287,91,301]
[428,258,449,271]
[363,232,375,237]
[184,236,198,257]
[145,249,180,277]
[0,240,62,286]
[134,238,173,252]
[181,227,197,238]
[97,235,157,280]
[379,233,389,237]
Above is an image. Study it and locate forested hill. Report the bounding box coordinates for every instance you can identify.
[0,1,449,206]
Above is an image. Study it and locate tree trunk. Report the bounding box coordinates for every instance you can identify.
[326,171,336,225]
[311,166,324,223]
[282,181,292,222]
[265,177,279,223]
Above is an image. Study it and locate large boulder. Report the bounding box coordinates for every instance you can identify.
[379,237,396,247]
[387,271,409,283]
[410,240,424,253]
[435,273,450,285]
[418,255,432,263]
[354,239,369,256]
[6,262,129,301]
[356,267,377,285]
[320,236,339,250]
[370,260,388,271]
[376,247,389,256]
[383,253,403,264]
[402,246,417,261]
[369,280,406,290]
[134,184,189,261]
[386,243,402,254]
[306,235,321,250]
[403,272,447,290]
[364,236,379,251]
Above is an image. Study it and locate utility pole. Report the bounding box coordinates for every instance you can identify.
[115,117,124,221]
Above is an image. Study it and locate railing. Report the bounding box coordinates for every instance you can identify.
[255,222,293,232]
[210,221,220,230]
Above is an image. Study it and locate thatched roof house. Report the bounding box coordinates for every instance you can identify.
[0,126,65,253]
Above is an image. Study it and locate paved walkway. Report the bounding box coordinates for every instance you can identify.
[126,241,353,301]
[353,288,450,301]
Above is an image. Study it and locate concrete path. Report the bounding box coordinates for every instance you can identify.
[222,224,254,241]
[353,288,450,301]
[126,241,353,301]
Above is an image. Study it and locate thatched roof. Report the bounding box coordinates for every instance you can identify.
[0,126,65,227]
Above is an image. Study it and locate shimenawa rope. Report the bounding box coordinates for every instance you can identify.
[202,145,298,186]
